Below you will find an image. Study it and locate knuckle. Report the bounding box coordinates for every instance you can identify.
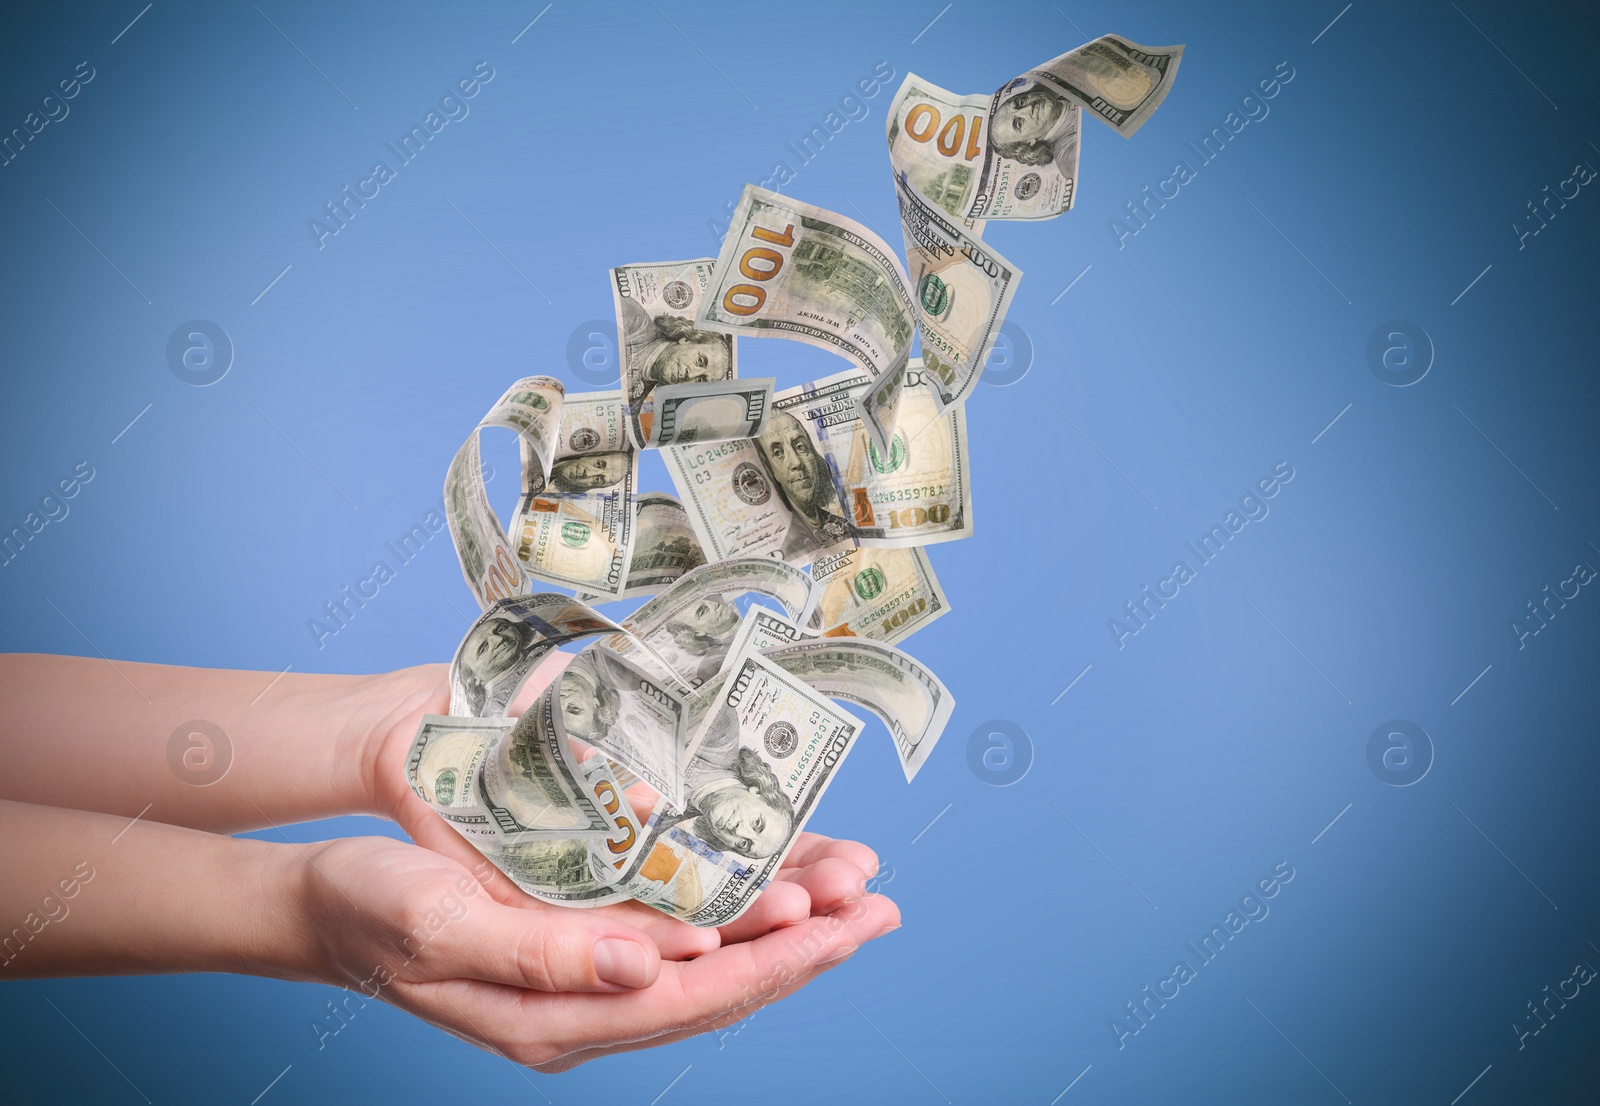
[386,900,426,943]
[379,905,438,971]
[514,925,562,990]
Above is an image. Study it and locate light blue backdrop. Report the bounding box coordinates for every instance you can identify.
[3,1,1598,1102]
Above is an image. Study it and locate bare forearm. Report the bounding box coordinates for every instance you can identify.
[0,799,317,981]
[0,653,438,832]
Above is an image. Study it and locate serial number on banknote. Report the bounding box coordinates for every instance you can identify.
[874,485,948,503]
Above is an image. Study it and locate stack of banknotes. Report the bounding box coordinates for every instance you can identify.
[411,35,1182,926]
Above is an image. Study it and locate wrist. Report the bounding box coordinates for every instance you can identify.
[245,840,333,984]
[0,800,335,982]
[343,664,449,820]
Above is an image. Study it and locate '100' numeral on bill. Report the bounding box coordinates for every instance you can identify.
[718,223,796,316]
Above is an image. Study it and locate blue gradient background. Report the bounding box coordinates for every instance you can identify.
[3,1,1599,1102]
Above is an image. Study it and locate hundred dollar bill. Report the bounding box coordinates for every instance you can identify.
[614,259,738,448]
[510,390,637,599]
[448,593,622,717]
[603,557,819,689]
[662,400,855,571]
[1025,35,1183,138]
[778,363,972,547]
[490,376,564,484]
[577,492,706,602]
[869,173,1020,428]
[483,834,626,904]
[479,683,617,843]
[556,647,688,810]
[405,713,512,846]
[640,377,774,448]
[724,606,805,659]
[445,437,524,611]
[624,557,818,635]
[713,602,951,764]
[408,710,638,904]
[711,564,946,659]
[615,649,864,925]
[484,742,644,906]
[888,73,1080,222]
[884,37,1181,227]
[606,760,643,793]
[762,638,954,782]
[575,748,648,893]
[697,186,917,437]
[445,376,567,610]
[807,546,950,646]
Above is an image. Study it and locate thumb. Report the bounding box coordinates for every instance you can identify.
[430,900,662,993]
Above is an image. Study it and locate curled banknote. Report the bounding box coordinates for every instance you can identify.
[873,173,1020,425]
[486,832,628,905]
[447,592,623,717]
[615,647,865,926]
[782,362,972,547]
[712,607,956,778]
[664,364,970,567]
[696,183,1019,453]
[406,713,512,847]
[886,35,1183,225]
[407,708,639,904]
[808,545,950,645]
[762,637,954,782]
[696,187,915,376]
[888,72,1080,223]
[558,647,688,810]
[577,492,707,602]
[696,186,917,448]
[1024,35,1184,138]
[603,556,819,689]
[479,686,621,843]
[510,391,638,599]
[444,376,565,610]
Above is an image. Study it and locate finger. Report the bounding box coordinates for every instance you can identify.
[541,896,900,1068]
[779,832,879,879]
[776,831,842,868]
[390,970,794,1075]
[591,900,722,961]
[775,855,868,915]
[712,878,811,946]
[426,898,663,993]
[526,893,900,1058]
[547,950,862,1070]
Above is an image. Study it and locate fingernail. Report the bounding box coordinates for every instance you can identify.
[594,938,652,989]
[821,944,858,965]
[877,923,901,938]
